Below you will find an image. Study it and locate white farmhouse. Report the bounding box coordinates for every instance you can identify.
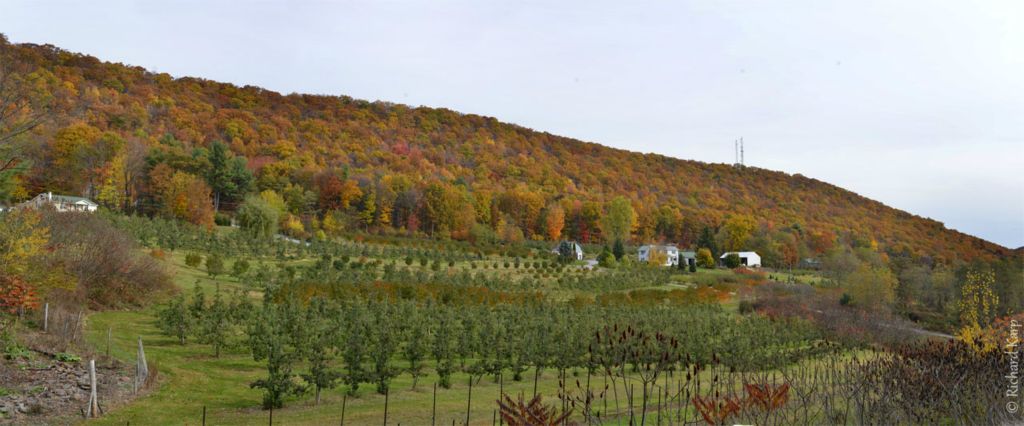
[638,244,680,266]
[551,241,584,261]
[21,192,99,213]
[719,251,761,268]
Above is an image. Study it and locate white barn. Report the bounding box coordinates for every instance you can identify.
[638,244,680,266]
[719,251,761,268]
[551,241,584,261]
[21,192,99,213]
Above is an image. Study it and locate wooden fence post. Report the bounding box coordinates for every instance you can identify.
[86,359,99,418]
[465,376,473,426]
[431,382,437,426]
[340,394,347,426]
[43,303,48,332]
[135,337,148,393]
[383,386,389,426]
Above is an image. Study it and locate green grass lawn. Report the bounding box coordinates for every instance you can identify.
[80,245,835,424]
[86,307,667,425]
[82,253,618,425]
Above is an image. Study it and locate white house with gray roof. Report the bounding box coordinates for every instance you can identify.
[638,244,680,266]
[21,192,98,213]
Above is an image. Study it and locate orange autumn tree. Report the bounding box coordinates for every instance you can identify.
[542,203,565,241]
[0,210,71,331]
[0,36,1013,266]
[154,168,215,228]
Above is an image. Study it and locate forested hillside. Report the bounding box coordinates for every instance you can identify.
[0,36,1011,264]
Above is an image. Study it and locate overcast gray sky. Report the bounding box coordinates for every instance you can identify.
[2,0,1022,247]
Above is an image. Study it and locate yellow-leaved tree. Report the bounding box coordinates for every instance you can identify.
[0,210,71,330]
[957,270,999,353]
[844,264,897,311]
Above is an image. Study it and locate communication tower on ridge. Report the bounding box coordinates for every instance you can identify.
[734,140,739,165]
[733,138,746,167]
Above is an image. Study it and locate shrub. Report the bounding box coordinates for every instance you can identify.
[206,254,225,278]
[724,253,741,269]
[738,300,754,314]
[4,344,31,360]
[214,212,232,227]
[185,253,203,268]
[232,259,250,277]
[696,248,715,268]
[237,195,280,239]
[612,239,625,260]
[55,352,81,362]
[854,340,1021,425]
[41,211,172,308]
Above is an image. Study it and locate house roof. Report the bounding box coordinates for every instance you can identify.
[40,193,98,206]
[551,241,583,252]
[679,251,696,258]
[639,244,679,251]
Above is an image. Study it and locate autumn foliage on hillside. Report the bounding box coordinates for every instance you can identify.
[0,36,1011,264]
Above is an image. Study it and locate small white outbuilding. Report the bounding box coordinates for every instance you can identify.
[719,251,761,268]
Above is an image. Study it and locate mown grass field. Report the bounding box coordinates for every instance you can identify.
[81,251,654,425]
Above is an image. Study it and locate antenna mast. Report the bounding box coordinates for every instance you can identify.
[740,137,745,166]
[734,140,739,166]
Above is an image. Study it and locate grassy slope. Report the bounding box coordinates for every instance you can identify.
[82,252,619,425]
[83,246,843,425]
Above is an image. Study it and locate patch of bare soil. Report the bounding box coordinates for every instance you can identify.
[0,329,147,425]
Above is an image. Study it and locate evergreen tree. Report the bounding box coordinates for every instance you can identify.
[612,239,625,261]
[557,241,575,264]
[205,140,253,211]
[597,245,615,267]
[359,189,377,230]
[698,226,718,258]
